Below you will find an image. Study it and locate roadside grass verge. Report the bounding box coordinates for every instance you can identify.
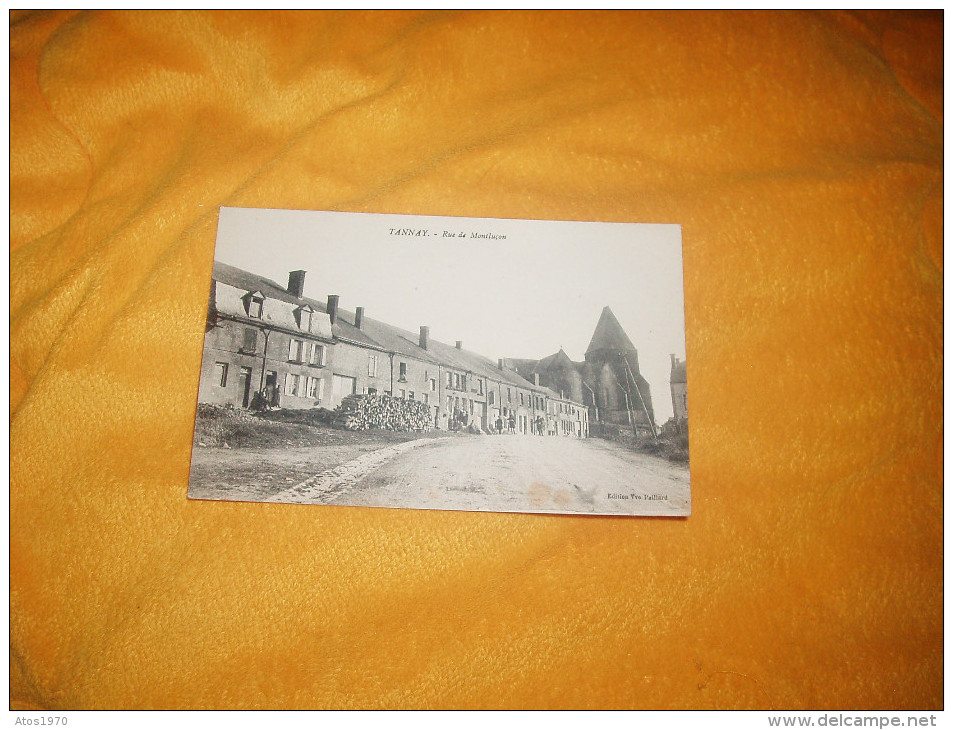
[192,404,426,450]
[592,423,689,464]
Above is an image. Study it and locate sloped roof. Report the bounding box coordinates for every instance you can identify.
[341,311,442,364]
[506,358,540,381]
[213,262,295,303]
[585,306,637,354]
[507,348,579,382]
[210,260,549,394]
[538,348,577,371]
[427,340,540,391]
[212,261,382,349]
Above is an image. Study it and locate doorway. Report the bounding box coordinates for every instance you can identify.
[239,366,252,408]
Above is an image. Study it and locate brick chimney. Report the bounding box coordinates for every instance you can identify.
[327,295,339,325]
[533,373,540,386]
[498,358,505,370]
[355,307,364,330]
[288,270,306,298]
[456,340,463,350]
[419,326,430,350]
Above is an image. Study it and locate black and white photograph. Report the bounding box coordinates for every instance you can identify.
[188,207,690,516]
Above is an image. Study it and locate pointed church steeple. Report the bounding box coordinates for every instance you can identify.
[585,307,637,356]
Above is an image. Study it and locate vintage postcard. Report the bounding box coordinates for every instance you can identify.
[188,208,690,516]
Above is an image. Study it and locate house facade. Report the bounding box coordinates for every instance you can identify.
[198,262,589,437]
[670,355,688,424]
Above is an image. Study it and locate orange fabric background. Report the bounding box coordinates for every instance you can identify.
[10,10,942,710]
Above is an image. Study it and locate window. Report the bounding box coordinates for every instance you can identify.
[478,379,484,395]
[309,343,326,366]
[214,362,228,387]
[242,328,258,353]
[409,391,415,400]
[285,373,300,396]
[246,294,264,319]
[461,374,467,391]
[447,396,453,411]
[399,362,407,381]
[446,372,453,388]
[289,339,304,362]
[367,387,378,396]
[507,388,512,403]
[400,388,406,399]
[295,307,313,331]
[488,391,495,405]
[430,378,437,392]
[307,377,320,399]
[368,355,378,377]
[520,393,524,406]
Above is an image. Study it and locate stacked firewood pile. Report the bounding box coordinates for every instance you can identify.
[334,394,433,432]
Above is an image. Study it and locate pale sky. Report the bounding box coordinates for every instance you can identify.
[213,207,687,422]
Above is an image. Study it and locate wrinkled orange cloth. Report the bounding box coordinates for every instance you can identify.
[10,10,942,710]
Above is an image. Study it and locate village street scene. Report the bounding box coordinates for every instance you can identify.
[189,209,689,517]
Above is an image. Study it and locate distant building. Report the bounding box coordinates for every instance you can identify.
[197,262,589,438]
[670,355,688,424]
[507,306,656,435]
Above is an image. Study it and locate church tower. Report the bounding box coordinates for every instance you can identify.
[582,307,655,431]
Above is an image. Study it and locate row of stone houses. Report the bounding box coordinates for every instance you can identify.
[197,262,590,437]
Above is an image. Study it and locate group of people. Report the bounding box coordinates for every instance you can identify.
[494,414,549,436]
[494,415,516,434]
[250,383,282,411]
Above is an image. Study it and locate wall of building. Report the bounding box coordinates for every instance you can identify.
[581,359,655,428]
[326,340,389,408]
[392,352,440,424]
[547,398,589,438]
[199,320,332,410]
[199,291,590,438]
[539,361,585,404]
[487,379,541,434]
[442,363,491,430]
[671,381,688,421]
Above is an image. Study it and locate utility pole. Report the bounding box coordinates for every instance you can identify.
[582,380,599,423]
[258,327,271,394]
[620,350,657,442]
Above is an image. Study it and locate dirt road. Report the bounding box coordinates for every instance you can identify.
[263,435,690,516]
